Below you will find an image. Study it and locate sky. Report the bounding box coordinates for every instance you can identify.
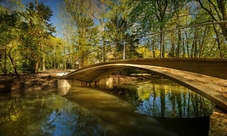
[22,0,62,36]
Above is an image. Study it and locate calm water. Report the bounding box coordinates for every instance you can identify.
[108,79,214,118]
[0,78,214,136]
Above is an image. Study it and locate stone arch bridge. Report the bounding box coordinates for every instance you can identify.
[62,58,227,111]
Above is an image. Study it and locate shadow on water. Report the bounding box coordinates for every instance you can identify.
[155,117,209,136]
[63,87,177,136]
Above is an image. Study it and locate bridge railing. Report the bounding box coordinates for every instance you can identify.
[98,21,227,64]
[139,21,227,59]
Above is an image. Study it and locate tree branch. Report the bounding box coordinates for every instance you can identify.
[197,0,217,21]
[208,0,222,20]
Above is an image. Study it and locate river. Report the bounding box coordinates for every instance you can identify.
[0,78,214,136]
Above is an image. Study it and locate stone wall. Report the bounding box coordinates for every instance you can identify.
[209,106,227,136]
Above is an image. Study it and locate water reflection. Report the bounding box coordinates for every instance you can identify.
[0,95,109,136]
[57,87,70,95]
[110,79,214,118]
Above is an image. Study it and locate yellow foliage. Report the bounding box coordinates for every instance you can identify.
[10,114,19,122]
[136,46,152,58]
[137,84,153,100]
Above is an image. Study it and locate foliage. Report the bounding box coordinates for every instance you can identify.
[61,0,100,67]
[128,0,189,57]
[103,0,141,60]
[106,15,141,59]
[0,1,56,74]
[19,2,55,73]
[1,0,227,75]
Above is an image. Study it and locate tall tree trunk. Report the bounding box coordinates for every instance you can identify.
[199,25,208,57]
[160,29,164,58]
[169,31,175,57]
[194,41,198,57]
[184,31,190,57]
[176,29,181,57]
[191,28,198,57]
[182,37,186,57]
[151,35,156,58]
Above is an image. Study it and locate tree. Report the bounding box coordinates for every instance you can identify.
[196,0,227,58]
[61,0,99,67]
[103,0,141,60]
[42,36,63,70]
[0,11,20,75]
[128,0,189,57]
[0,0,23,75]
[20,2,55,73]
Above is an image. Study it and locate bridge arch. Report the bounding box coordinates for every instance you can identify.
[63,58,227,111]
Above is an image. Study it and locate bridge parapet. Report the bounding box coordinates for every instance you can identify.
[64,58,227,81]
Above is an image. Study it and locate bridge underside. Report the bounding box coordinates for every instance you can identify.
[62,58,227,111]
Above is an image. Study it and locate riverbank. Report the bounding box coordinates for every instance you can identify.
[0,70,152,92]
[0,70,65,92]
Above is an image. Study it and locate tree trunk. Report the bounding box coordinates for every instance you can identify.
[182,37,186,57]
[3,47,7,75]
[42,53,46,71]
[35,60,39,73]
[169,31,175,57]
[184,31,190,57]
[153,50,156,58]
[8,54,19,77]
[197,0,227,42]
[176,29,181,57]
[199,25,208,57]
[102,36,106,62]
[160,30,164,58]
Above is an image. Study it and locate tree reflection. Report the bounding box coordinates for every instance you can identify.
[112,79,214,118]
[160,79,166,117]
[137,79,214,118]
[0,95,110,136]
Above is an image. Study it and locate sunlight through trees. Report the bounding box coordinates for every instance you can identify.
[0,0,227,74]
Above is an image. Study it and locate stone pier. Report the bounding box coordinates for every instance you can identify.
[57,79,71,88]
